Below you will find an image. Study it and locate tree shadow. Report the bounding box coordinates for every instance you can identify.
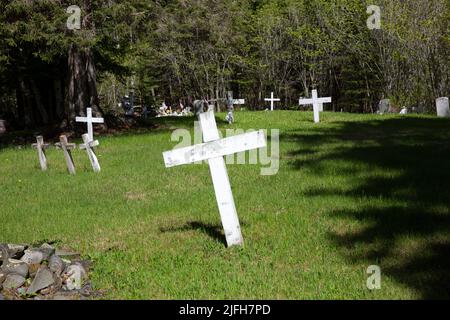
[286,116,450,299]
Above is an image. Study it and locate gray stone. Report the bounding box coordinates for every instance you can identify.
[0,272,6,287]
[378,99,390,114]
[0,293,4,300]
[49,255,64,275]
[55,249,80,259]
[63,264,87,291]
[20,249,44,265]
[436,97,450,118]
[1,259,29,278]
[38,245,55,261]
[27,266,54,294]
[3,274,26,289]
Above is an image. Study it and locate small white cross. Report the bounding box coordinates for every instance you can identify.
[163,111,267,247]
[264,92,280,111]
[299,90,332,123]
[76,108,104,142]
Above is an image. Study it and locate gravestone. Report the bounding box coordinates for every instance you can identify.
[193,100,207,116]
[75,108,104,142]
[378,99,390,114]
[55,135,76,175]
[80,134,101,173]
[299,90,332,123]
[163,110,267,247]
[31,136,50,171]
[264,92,280,111]
[436,97,450,118]
[0,120,6,135]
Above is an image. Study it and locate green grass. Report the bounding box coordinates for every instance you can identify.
[1,111,449,300]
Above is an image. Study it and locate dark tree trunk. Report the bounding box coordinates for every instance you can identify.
[67,44,103,128]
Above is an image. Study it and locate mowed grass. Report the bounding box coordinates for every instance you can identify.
[1,111,449,300]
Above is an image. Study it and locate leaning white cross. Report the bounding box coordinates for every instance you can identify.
[76,108,104,142]
[80,134,101,173]
[264,92,280,111]
[32,136,50,171]
[299,89,332,123]
[55,135,76,175]
[163,110,267,247]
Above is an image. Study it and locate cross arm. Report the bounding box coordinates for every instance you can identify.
[163,130,267,168]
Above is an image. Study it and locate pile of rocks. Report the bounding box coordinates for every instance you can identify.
[0,243,96,300]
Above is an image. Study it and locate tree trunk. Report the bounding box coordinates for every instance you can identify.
[67,44,103,128]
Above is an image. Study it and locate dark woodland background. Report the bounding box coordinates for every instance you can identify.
[0,0,448,129]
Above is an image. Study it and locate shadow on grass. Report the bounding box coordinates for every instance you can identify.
[287,116,450,299]
[160,221,227,246]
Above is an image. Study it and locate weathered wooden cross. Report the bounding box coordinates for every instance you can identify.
[55,135,76,175]
[163,110,267,247]
[80,134,101,173]
[299,89,332,123]
[76,108,104,142]
[31,136,50,171]
[264,92,280,111]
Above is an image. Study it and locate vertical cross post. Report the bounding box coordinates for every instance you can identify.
[264,92,280,111]
[55,135,76,175]
[163,110,267,247]
[299,90,332,123]
[76,108,104,142]
[31,136,50,171]
[80,134,101,173]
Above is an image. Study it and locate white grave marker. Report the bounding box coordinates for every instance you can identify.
[80,134,101,173]
[299,89,332,123]
[264,92,280,111]
[31,136,50,171]
[55,135,76,175]
[436,97,449,118]
[163,111,267,247]
[76,108,104,142]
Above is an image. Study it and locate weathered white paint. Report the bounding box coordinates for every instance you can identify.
[75,108,104,142]
[163,110,267,247]
[80,134,101,173]
[436,97,450,118]
[163,130,266,168]
[299,89,332,123]
[31,136,50,171]
[55,135,76,175]
[264,92,280,111]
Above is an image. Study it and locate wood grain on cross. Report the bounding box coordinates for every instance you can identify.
[76,108,104,142]
[32,136,50,171]
[55,135,76,175]
[299,89,332,123]
[163,110,267,247]
[80,134,101,173]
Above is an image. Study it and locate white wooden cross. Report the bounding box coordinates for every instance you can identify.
[31,136,50,171]
[264,92,280,111]
[163,110,267,247]
[80,134,101,173]
[299,89,332,123]
[75,108,104,142]
[55,135,76,175]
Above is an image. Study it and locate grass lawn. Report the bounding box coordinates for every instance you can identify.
[1,111,449,299]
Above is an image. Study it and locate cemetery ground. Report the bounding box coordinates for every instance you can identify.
[1,111,449,300]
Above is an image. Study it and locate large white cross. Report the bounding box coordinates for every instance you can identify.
[299,90,332,123]
[76,108,104,142]
[163,110,267,247]
[264,92,280,111]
